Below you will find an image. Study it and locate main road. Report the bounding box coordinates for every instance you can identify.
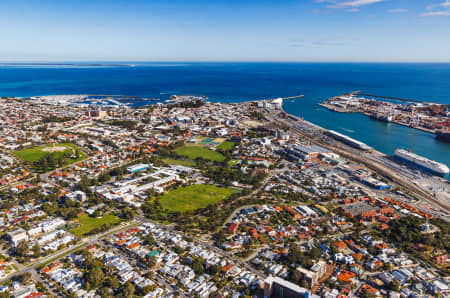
[0,219,143,285]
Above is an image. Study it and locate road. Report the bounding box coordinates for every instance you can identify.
[0,219,142,285]
[220,174,274,229]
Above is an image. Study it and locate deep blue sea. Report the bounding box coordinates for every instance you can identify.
[1,62,449,174]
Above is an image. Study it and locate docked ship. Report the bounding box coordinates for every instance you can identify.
[436,131,450,143]
[394,149,449,176]
[369,113,392,122]
[325,130,372,151]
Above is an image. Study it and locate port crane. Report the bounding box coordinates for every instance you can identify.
[409,110,420,127]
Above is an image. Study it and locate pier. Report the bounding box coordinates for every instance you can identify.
[279,94,304,100]
[267,94,304,101]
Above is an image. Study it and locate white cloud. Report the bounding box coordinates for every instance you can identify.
[327,0,385,8]
[315,0,449,16]
[315,0,386,11]
[421,10,450,16]
[388,8,408,13]
[421,0,450,16]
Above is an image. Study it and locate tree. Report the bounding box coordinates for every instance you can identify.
[287,243,302,264]
[121,281,135,298]
[18,272,32,284]
[191,257,205,275]
[144,233,156,246]
[32,243,41,258]
[84,281,91,291]
[216,230,227,247]
[145,256,157,269]
[86,266,105,288]
[309,247,322,260]
[98,173,111,183]
[48,154,56,170]
[207,264,222,275]
[15,241,29,257]
[108,276,120,289]
[101,287,111,298]
[40,157,48,172]
[387,280,400,292]
[121,207,135,220]
[79,175,90,192]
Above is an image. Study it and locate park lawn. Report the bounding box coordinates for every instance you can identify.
[160,184,240,212]
[216,141,235,151]
[70,214,122,237]
[228,159,240,166]
[175,145,225,162]
[14,143,86,163]
[162,158,196,167]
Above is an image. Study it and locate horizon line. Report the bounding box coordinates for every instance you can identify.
[1,60,450,64]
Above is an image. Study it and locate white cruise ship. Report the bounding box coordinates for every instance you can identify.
[394,149,449,176]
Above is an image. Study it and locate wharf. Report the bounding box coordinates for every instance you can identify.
[318,103,361,113]
[320,92,439,134]
[362,112,436,133]
[390,120,436,133]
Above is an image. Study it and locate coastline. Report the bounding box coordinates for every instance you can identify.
[279,105,386,156]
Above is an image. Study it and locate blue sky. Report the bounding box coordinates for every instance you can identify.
[1,0,449,62]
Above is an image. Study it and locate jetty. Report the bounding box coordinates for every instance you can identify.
[267,94,304,101]
[280,94,304,100]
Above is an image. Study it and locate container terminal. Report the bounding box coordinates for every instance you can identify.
[319,91,450,141]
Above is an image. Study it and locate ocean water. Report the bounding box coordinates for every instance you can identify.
[0,62,449,174]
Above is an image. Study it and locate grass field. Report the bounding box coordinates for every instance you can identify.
[162,158,196,167]
[160,184,240,212]
[14,143,86,163]
[216,141,235,151]
[228,159,241,166]
[70,214,122,237]
[175,145,225,162]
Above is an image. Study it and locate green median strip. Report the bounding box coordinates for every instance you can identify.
[33,245,86,271]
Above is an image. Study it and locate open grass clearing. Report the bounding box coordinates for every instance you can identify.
[14,143,86,164]
[162,158,196,167]
[216,141,235,151]
[70,214,122,237]
[175,145,225,162]
[160,184,240,212]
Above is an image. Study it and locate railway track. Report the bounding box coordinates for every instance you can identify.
[265,113,450,215]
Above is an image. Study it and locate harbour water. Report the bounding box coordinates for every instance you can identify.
[0,62,449,173]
